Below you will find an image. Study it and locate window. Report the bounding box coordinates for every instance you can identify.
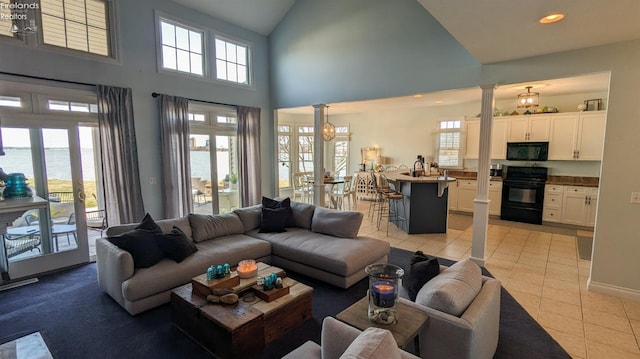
[0,0,116,59]
[215,37,248,85]
[47,99,97,113]
[40,0,111,56]
[188,105,239,215]
[277,125,291,189]
[435,120,462,167]
[297,126,314,172]
[333,126,350,177]
[159,18,204,76]
[0,95,22,107]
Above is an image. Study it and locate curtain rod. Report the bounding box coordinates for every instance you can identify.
[151,92,237,108]
[0,71,96,88]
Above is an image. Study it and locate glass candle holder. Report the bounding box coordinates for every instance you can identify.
[365,263,404,325]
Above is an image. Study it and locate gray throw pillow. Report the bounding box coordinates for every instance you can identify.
[234,205,262,231]
[290,201,315,229]
[188,213,245,242]
[311,207,363,239]
[415,259,482,317]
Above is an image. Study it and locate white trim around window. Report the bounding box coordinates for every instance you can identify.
[0,0,121,64]
[154,10,254,89]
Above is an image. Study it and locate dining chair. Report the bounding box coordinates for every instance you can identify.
[293,172,314,203]
[328,175,353,210]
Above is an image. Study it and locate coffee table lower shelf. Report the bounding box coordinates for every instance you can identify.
[171,277,312,359]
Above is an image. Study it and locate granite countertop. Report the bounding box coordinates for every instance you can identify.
[383,170,456,183]
[445,171,598,187]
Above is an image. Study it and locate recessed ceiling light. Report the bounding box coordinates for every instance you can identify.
[435,100,444,104]
[413,94,423,98]
[540,13,565,24]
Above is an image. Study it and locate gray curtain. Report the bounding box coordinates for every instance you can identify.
[158,94,192,218]
[97,85,145,225]
[237,106,261,206]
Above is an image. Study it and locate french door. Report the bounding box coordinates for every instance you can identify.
[1,123,95,279]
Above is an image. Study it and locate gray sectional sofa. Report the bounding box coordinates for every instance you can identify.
[95,201,390,315]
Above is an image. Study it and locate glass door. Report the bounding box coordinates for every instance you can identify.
[189,133,238,215]
[2,126,92,279]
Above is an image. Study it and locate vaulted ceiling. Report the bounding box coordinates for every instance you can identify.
[171,0,638,113]
[173,0,640,64]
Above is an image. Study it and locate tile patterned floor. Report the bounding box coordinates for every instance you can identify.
[355,202,640,359]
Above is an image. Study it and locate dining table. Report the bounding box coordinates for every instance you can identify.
[306,177,345,209]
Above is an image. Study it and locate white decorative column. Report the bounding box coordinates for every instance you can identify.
[471,85,496,267]
[312,104,326,207]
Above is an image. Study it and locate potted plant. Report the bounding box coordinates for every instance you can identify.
[229,173,238,189]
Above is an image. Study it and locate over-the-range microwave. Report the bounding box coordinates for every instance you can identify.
[506,142,549,161]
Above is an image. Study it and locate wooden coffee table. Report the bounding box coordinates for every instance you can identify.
[336,296,429,355]
[171,263,313,359]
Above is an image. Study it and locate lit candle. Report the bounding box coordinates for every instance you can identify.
[237,259,258,279]
[371,281,396,308]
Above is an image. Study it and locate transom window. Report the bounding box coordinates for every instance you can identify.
[215,37,248,84]
[0,0,116,59]
[48,100,98,113]
[159,18,204,76]
[0,96,21,107]
[40,0,110,56]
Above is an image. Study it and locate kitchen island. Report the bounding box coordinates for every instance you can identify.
[382,171,456,234]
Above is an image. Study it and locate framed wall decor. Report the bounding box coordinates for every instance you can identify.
[584,99,603,111]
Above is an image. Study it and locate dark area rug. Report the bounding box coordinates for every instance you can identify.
[0,248,569,358]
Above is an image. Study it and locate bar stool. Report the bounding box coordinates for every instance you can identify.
[377,174,406,235]
[368,170,393,222]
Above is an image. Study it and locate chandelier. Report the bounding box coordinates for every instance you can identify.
[517,86,539,109]
[322,106,335,141]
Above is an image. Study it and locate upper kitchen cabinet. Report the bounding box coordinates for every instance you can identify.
[463,118,507,159]
[548,111,606,161]
[507,115,551,142]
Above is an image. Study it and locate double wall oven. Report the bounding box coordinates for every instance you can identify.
[500,166,548,224]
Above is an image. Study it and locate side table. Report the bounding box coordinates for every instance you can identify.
[336,296,429,355]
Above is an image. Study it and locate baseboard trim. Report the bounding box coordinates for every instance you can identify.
[0,277,39,292]
[587,278,640,301]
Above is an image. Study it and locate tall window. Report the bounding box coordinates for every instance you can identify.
[333,126,350,177]
[277,125,291,189]
[435,120,462,167]
[297,126,314,172]
[215,37,248,85]
[188,104,238,215]
[159,18,204,76]
[40,0,110,56]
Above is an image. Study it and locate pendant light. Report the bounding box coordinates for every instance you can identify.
[517,86,539,109]
[322,106,336,141]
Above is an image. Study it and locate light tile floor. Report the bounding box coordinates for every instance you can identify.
[355,202,640,359]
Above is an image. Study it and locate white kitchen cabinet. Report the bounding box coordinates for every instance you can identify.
[463,118,507,159]
[507,115,550,142]
[488,181,502,216]
[448,180,458,211]
[576,112,606,160]
[562,186,598,227]
[457,179,477,212]
[548,111,606,161]
[543,184,564,223]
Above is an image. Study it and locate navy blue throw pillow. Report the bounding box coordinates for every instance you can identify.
[262,196,295,227]
[135,213,162,234]
[108,229,165,268]
[404,251,440,301]
[259,207,289,233]
[155,226,198,263]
